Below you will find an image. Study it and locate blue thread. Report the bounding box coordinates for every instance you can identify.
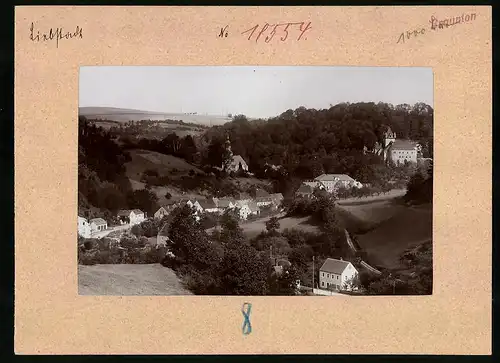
[241,302,252,335]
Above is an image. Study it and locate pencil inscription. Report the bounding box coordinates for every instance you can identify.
[396,13,477,45]
[30,22,83,48]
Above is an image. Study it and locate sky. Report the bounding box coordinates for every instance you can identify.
[79,66,433,119]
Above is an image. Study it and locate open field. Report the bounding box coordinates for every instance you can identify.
[335,188,432,269]
[125,149,203,181]
[355,204,432,269]
[79,107,231,126]
[78,264,191,295]
[240,215,321,239]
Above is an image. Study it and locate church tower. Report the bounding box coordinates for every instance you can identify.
[224,134,233,157]
[383,126,396,148]
[222,134,234,171]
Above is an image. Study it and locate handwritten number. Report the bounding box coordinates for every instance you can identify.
[265,24,278,43]
[241,302,252,335]
[241,24,259,41]
[242,22,312,43]
[298,21,312,40]
[281,23,290,41]
[256,23,270,43]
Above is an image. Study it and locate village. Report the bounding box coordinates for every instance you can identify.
[78,125,431,296]
[77,66,433,296]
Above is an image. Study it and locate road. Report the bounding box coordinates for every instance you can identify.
[91,223,131,239]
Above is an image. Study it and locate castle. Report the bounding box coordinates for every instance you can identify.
[365,126,420,165]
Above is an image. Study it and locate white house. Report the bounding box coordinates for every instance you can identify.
[214,197,236,210]
[186,200,203,214]
[387,140,418,165]
[89,218,108,234]
[318,258,358,291]
[154,203,179,220]
[77,216,91,238]
[256,196,273,207]
[234,200,252,220]
[314,174,363,193]
[198,199,221,214]
[130,209,146,225]
[154,206,169,220]
[247,201,260,216]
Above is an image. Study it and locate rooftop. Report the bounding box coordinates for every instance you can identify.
[315,174,355,182]
[319,258,350,274]
[198,199,217,209]
[389,140,418,150]
[90,218,107,225]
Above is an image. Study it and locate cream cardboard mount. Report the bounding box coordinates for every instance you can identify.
[14,6,491,355]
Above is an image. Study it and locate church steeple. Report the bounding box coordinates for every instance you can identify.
[383,126,396,148]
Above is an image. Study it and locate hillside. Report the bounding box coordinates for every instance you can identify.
[78,264,191,295]
[355,204,432,269]
[125,149,203,181]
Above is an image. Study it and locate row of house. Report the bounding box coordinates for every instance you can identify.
[154,190,284,222]
[77,209,146,239]
[295,173,363,198]
[77,216,108,238]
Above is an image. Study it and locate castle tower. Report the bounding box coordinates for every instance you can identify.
[383,126,396,148]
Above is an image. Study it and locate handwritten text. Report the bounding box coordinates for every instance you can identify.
[241,22,312,43]
[396,12,477,44]
[30,22,83,48]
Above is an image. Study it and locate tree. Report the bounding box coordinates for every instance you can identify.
[265,216,280,235]
[219,244,271,295]
[167,204,222,270]
[126,189,159,215]
[206,137,225,168]
[269,265,300,295]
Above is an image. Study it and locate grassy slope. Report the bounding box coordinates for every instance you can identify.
[240,215,321,239]
[335,190,432,269]
[347,205,432,269]
[125,149,203,180]
[124,149,273,205]
[78,264,191,295]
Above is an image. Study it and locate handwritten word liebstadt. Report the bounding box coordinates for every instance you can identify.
[30,22,83,48]
[397,12,477,45]
[241,22,312,43]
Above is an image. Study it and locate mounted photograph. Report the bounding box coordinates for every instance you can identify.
[77,66,433,296]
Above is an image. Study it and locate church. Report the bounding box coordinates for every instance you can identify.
[222,135,249,173]
[365,126,420,165]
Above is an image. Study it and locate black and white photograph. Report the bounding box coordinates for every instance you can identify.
[77,66,433,296]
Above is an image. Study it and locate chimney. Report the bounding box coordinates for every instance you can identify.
[340,257,343,261]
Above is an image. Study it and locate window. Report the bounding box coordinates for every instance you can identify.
[322,272,324,277]
[322,281,325,287]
